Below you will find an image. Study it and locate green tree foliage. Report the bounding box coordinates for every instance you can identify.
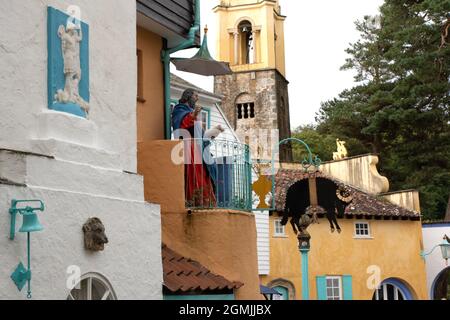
[291,125,367,163]
[314,0,450,220]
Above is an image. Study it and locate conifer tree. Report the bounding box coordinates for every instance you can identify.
[314,0,450,220]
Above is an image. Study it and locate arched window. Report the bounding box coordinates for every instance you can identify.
[267,278,296,300]
[236,103,255,120]
[238,20,255,65]
[372,278,414,300]
[272,286,289,300]
[431,267,450,300]
[236,93,255,121]
[68,273,117,300]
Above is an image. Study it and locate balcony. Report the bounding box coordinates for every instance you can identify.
[181,138,252,212]
[137,139,252,213]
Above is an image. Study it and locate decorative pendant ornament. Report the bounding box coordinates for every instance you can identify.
[336,185,353,203]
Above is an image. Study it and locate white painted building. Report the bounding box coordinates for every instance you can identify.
[171,73,239,143]
[0,1,162,299]
[422,222,450,300]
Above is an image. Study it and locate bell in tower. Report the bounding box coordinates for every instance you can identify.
[213,0,292,162]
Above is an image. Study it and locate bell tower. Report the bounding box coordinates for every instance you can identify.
[214,0,292,161]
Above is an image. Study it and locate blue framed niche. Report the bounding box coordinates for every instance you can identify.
[47,6,90,118]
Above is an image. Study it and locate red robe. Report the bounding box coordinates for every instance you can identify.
[181,113,216,208]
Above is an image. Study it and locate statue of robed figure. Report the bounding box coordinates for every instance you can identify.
[55,23,90,116]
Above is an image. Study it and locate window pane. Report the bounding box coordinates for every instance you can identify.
[333,288,340,296]
[91,278,107,300]
[237,104,242,119]
[387,284,395,300]
[201,112,207,130]
[70,279,88,300]
[378,288,384,300]
[327,288,333,297]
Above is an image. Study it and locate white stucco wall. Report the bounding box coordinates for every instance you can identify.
[422,223,450,299]
[320,155,390,195]
[0,0,164,300]
[0,0,137,172]
[0,183,162,300]
[382,190,421,213]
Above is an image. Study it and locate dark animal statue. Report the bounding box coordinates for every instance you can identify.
[281,178,352,234]
[82,217,109,251]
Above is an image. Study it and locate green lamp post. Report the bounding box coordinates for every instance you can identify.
[9,199,45,299]
[298,232,311,300]
[272,138,321,300]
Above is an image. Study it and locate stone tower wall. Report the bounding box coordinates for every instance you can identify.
[215,69,292,161]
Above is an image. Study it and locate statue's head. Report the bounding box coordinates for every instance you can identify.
[65,23,80,36]
[180,89,199,108]
[82,217,108,251]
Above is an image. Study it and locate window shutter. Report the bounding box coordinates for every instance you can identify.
[316,276,327,300]
[343,275,353,300]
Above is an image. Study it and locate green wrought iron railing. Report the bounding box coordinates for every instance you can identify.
[182,138,252,212]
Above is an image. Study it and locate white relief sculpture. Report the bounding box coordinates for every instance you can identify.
[55,23,90,116]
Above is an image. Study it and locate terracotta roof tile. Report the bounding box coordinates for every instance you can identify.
[274,169,421,219]
[162,244,244,293]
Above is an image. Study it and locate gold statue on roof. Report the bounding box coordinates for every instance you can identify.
[333,139,348,160]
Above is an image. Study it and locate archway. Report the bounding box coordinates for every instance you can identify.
[431,267,450,300]
[266,278,296,300]
[237,20,255,64]
[372,278,415,300]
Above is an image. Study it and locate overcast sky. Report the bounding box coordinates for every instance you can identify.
[171,0,384,130]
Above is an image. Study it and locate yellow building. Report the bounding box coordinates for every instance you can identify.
[261,155,428,300]
[214,0,286,75]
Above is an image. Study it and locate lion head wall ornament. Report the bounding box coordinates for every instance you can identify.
[82,218,108,251]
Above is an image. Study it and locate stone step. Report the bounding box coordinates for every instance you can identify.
[31,139,122,170]
[0,150,144,201]
[35,110,98,147]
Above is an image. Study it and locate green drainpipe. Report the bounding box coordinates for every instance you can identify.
[162,0,201,139]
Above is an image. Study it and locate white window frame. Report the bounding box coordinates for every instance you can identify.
[374,283,405,300]
[325,276,343,300]
[200,109,210,131]
[67,272,117,301]
[353,221,372,239]
[273,219,287,237]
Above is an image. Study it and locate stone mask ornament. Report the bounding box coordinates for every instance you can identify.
[82,218,108,251]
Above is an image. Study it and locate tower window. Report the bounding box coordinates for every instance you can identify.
[236,103,255,120]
